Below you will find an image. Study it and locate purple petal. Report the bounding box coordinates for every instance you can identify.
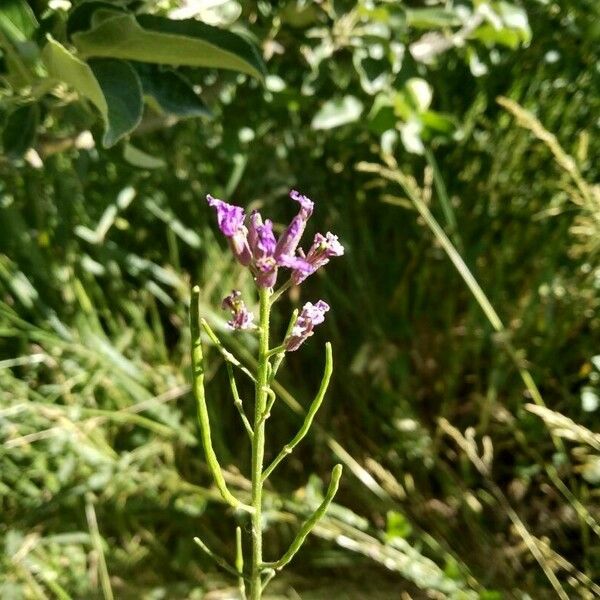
[278,254,312,272]
[207,194,245,238]
[289,189,314,218]
[221,290,255,330]
[274,190,314,259]
[247,210,262,253]
[256,219,276,256]
[284,300,330,351]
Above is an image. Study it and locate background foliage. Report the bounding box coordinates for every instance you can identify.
[1,0,599,598]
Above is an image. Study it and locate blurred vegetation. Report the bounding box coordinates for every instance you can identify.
[1,0,599,598]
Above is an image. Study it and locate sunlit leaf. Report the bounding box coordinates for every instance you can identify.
[72,10,266,80]
[123,143,166,170]
[0,0,38,41]
[311,96,363,130]
[405,77,433,112]
[405,8,461,29]
[42,37,143,147]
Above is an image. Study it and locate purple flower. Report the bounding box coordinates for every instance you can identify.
[275,190,314,259]
[207,189,342,290]
[207,195,251,266]
[285,300,330,351]
[280,232,344,285]
[221,290,255,330]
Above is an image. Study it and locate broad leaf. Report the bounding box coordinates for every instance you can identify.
[89,58,143,148]
[311,96,363,130]
[42,38,143,147]
[2,103,39,158]
[405,8,461,29]
[123,143,166,169]
[66,1,126,38]
[72,11,266,80]
[42,36,107,117]
[405,78,433,112]
[0,0,38,41]
[133,63,211,118]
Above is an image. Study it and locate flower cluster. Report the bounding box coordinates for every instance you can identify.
[208,190,343,349]
[207,190,343,289]
[284,301,330,351]
[221,290,254,330]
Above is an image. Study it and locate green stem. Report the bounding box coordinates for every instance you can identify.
[235,527,247,600]
[190,286,254,514]
[263,464,343,571]
[226,362,254,440]
[250,287,272,600]
[262,343,332,482]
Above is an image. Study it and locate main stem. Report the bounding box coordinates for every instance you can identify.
[250,287,271,600]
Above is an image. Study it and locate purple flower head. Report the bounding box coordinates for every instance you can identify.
[207,189,342,290]
[207,195,251,265]
[221,290,255,330]
[285,300,330,351]
[275,190,315,259]
[281,232,344,285]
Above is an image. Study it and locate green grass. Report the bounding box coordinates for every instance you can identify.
[1,1,599,598]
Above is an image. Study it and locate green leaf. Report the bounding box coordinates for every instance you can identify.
[42,36,107,117]
[311,96,363,130]
[405,8,461,29]
[0,0,38,41]
[386,510,412,540]
[405,77,433,112]
[123,143,166,169]
[421,110,456,135]
[132,63,211,118]
[89,58,143,148]
[367,93,396,134]
[71,11,266,80]
[2,103,39,158]
[66,1,126,38]
[42,37,143,147]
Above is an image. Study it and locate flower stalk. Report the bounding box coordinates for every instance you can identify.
[191,190,345,599]
[250,286,271,599]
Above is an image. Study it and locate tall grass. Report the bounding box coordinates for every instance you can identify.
[2,2,599,598]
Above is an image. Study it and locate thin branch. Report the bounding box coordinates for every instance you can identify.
[194,536,243,580]
[263,464,343,571]
[200,318,256,383]
[269,309,299,384]
[258,387,277,425]
[190,286,254,514]
[226,362,254,441]
[269,278,293,305]
[262,343,332,482]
